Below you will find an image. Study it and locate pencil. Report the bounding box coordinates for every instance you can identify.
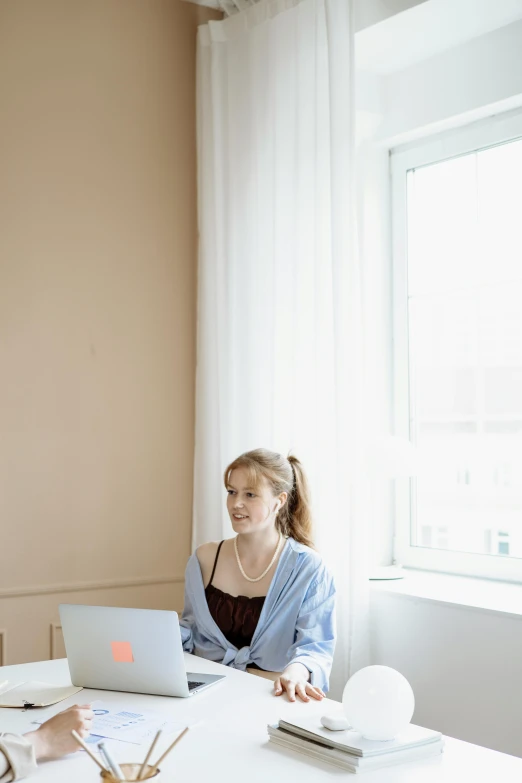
[137,730,162,780]
[71,730,108,772]
[149,726,189,775]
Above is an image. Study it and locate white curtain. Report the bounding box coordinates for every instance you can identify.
[194,0,369,697]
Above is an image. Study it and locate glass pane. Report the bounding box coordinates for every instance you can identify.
[406,137,522,560]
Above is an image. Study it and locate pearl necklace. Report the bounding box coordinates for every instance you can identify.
[234,532,282,583]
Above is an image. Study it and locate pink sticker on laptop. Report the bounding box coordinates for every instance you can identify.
[111,641,134,663]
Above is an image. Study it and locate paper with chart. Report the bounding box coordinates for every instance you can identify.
[88,701,195,744]
[33,701,195,745]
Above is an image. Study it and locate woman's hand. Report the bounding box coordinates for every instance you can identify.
[274,663,325,703]
[25,704,94,760]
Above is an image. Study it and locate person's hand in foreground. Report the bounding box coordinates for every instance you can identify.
[274,663,325,703]
[24,704,94,760]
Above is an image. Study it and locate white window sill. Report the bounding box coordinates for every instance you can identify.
[370,568,522,619]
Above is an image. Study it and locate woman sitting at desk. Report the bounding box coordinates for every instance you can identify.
[180,449,336,703]
[0,704,92,782]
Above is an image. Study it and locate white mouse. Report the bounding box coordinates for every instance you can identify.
[321,714,352,731]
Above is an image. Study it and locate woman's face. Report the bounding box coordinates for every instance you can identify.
[226,467,283,534]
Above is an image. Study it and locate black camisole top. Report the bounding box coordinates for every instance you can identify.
[204,540,266,651]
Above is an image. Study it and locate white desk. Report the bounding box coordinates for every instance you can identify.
[1,656,521,782]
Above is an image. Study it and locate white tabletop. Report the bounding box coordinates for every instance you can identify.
[1,655,521,782]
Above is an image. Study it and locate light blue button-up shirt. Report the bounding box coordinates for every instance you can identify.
[180,537,336,692]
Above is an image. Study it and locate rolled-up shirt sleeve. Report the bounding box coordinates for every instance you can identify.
[179,558,196,653]
[286,567,336,692]
[0,734,37,782]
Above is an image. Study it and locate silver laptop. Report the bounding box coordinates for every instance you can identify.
[59,604,224,697]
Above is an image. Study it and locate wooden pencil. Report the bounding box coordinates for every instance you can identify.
[137,730,162,780]
[149,726,189,775]
[71,730,109,772]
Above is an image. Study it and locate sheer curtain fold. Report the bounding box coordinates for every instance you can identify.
[194,0,369,697]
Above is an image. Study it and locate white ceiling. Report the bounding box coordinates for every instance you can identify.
[355,0,522,74]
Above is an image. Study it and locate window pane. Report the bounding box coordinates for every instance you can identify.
[406,137,522,560]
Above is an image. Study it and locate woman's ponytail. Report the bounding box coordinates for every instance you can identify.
[278,455,314,548]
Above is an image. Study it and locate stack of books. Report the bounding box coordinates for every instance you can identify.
[267,716,444,773]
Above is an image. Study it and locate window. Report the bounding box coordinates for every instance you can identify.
[497,531,510,557]
[392,109,522,582]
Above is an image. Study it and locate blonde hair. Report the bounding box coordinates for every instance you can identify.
[224,448,314,548]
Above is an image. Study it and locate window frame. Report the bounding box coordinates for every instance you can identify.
[391,107,522,583]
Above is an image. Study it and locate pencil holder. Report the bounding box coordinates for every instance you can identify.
[100,763,161,781]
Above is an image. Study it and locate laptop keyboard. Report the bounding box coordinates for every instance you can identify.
[188,680,205,691]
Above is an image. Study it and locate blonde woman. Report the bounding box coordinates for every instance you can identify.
[180,449,336,702]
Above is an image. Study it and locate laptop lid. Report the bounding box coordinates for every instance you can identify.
[59,604,223,698]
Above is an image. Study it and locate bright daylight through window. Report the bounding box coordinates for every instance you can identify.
[393,114,522,580]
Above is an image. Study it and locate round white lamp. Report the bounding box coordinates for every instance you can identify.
[342,665,415,740]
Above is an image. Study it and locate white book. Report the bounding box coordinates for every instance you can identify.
[0,681,83,708]
[268,725,444,773]
[277,716,442,757]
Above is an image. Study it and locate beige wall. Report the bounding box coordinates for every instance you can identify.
[0,0,220,664]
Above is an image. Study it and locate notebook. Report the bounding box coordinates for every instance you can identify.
[268,724,444,773]
[0,681,83,708]
[277,716,442,757]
